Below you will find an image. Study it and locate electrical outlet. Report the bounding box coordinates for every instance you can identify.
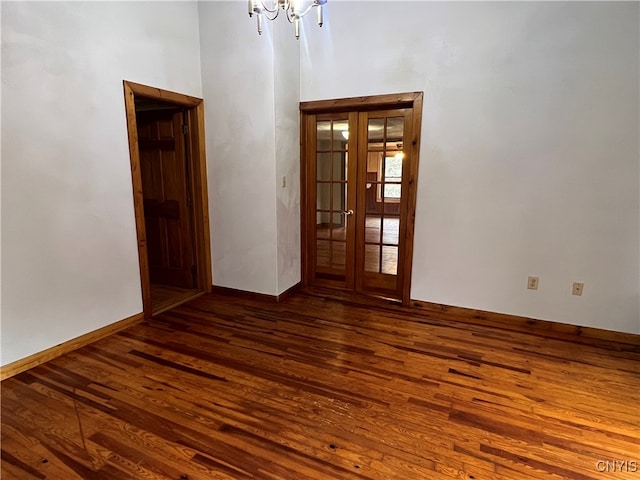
[527,276,539,290]
[572,282,584,296]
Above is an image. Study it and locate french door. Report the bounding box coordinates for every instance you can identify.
[301,93,423,304]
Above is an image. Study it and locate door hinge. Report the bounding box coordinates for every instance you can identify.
[183,123,188,135]
[191,265,197,285]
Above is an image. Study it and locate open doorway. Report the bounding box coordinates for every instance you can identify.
[123,81,212,317]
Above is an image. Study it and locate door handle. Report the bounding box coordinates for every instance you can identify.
[342,210,354,216]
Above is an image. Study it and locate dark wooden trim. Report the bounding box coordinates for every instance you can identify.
[211,285,278,303]
[410,299,640,348]
[123,81,202,107]
[300,111,308,286]
[211,283,303,303]
[300,92,423,114]
[188,102,213,294]
[347,111,359,290]
[123,81,212,320]
[123,81,152,319]
[300,113,315,287]
[0,312,144,381]
[401,92,423,306]
[354,111,367,295]
[299,286,639,349]
[276,282,302,302]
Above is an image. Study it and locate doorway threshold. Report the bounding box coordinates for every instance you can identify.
[151,285,204,315]
[300,285,403,309]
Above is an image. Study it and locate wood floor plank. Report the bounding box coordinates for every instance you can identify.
[2,292,639,480]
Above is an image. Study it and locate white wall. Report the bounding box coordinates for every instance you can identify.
[274,18,302,294]
[199,1,300,296]
[301,2,640,333]
[199,1,278,295]
[1,1,203,365]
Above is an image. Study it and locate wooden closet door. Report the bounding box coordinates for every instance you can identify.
[138,109,195,289]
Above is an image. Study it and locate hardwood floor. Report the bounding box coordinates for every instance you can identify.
[151,284,202,315]
[2,292,639,480]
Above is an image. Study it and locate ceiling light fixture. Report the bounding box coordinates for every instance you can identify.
[248,0,327,39]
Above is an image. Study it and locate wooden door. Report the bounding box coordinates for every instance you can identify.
[301,93,423,304]
[355,108,413,298]
[305,112,358,289]
[137,109,195,289]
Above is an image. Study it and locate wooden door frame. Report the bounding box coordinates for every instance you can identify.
[300,92,423,306]
[123,81,212,319]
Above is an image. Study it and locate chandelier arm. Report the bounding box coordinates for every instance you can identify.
[256,0,280,14]
[285,8,296,23]
[259,6,280,20]
[284,2,315,24]
[296,3,317,19]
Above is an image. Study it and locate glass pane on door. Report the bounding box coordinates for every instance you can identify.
[364,244,380,273]
[316,153,331,181]
[315,118,349,276]
[382,245,398,275]
[363,115,404,277]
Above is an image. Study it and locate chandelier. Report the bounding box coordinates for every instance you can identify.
[248,0,327,39]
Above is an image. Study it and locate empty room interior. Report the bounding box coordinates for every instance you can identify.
[1,1,639,479]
